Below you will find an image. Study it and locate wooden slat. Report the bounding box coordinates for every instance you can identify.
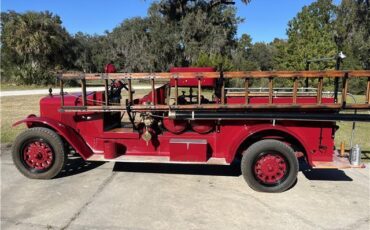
[198,77,202,105]
[104,79,109,105]
[81,79,87,106]
[317,77,323,104]
[245,78,249,104]
[268,77,273,104]
[292,77,298,104]
[224,71,347,78]
[59,70,370,80]
[174,78,178,105]
[367,77,370,104]
[341,73,349,107]
[349,70,370,77]
[151,78,156,105]
[221,78,225,104]
[128,79,133,103]
[60,80,64,106]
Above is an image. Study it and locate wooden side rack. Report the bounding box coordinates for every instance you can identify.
[57,70,370,112]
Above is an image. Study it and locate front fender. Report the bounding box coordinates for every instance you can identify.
[13,115,93,160]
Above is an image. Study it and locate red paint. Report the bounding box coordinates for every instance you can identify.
[13,116,94,160]
[13,67,337,167]
[163,117,187,134]
[254,153,287,185]
[104,63,116,73]
[104,141,117,159]
[190,120,214,134]
[22,140,53,171]
[169,139,208,162]
[139,85,168,105]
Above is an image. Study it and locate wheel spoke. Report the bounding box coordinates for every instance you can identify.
[254,152,288,185]
[22,139,54,171]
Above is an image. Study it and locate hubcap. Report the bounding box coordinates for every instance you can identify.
[254,153,288,185]
[22,140,53,171]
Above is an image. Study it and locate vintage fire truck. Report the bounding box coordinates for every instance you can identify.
[12,67,370,192]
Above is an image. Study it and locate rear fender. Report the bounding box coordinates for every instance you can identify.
[229,124,311,165]
[13,116,93,160]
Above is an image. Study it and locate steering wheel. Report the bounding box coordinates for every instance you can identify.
[110,79,128,91]
[109,80,128,103]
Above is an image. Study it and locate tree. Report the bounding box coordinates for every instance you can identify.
[272,38,289,70]
[158,0,250,21]
[194,51,233,70]
[1,1,251,84]
[156,0,242,65]
[231,34,258,71]
[248,42,276,71]
[334,0,370,94]
[73,32,95,73]
[283,0,337,70]
[1,11,74,84]
[335,0,370,70]
[104,0,242,72]
[179,5,241,63]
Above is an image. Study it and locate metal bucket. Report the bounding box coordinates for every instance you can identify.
[350,144,361,166]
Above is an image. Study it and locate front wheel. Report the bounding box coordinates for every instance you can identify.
[241,139,298,193]
[12,127,66,179]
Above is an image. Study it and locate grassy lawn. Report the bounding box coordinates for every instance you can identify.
[1,93,369,159]
[0,90,150,143]
[1,83,54,91]
[1,95,43,143]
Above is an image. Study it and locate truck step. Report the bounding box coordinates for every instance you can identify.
[87,154,229,165]
[312,152,365,169]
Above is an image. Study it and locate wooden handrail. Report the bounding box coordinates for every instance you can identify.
[58,70,370,80]
[57,70,370,113]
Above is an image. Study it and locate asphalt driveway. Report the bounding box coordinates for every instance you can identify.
[1,144,369,230]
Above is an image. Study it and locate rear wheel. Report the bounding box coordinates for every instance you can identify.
[241,139,298,193]
[12,127,66,179]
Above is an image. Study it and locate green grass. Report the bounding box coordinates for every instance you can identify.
[0,91,150,143]
[1,95,43,143]
[1,83,53,91]
[336,121,370,150]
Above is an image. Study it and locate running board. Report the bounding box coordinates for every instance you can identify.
[87,154,229,165]
[312,152,365,169]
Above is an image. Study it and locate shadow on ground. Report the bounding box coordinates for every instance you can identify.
[112,162,242,177]
[56,154,105,178]
[299,158,352,181]
[55,154,353,182]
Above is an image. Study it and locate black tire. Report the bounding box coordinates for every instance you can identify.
[12,127,66,179]
[241,139,298,193]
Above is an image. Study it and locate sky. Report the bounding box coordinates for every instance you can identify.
[1,0,341,43]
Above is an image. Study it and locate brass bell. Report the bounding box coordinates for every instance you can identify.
[142,129,152,146]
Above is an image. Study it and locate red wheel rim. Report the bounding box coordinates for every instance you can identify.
[254,152,288,185]
[22,139,54,171]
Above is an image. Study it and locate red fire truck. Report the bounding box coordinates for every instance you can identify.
[12,67,370,192]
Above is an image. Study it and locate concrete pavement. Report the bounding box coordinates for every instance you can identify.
[1,144,369,230]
